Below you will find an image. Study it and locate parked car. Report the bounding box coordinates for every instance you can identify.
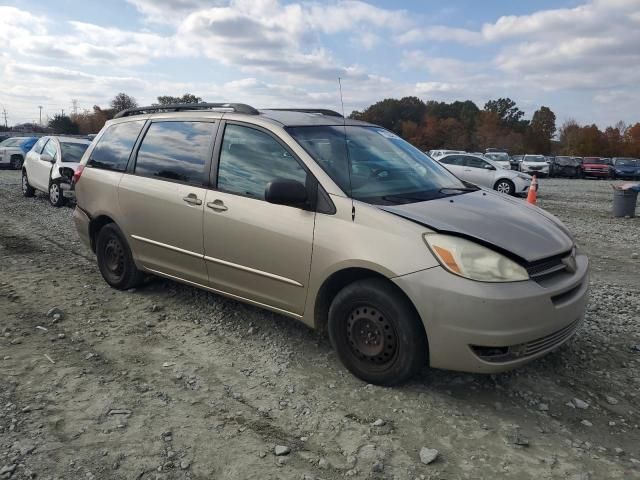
[428,149,465,160]
[520,155,550,176]
[550,156,582,178]
[483,152,511,170]
[22,136,91,206]
[437,153,531,195]
[581,157,612,179]
[71,103,588,385]
[611,157,640,179]
[510,155,523,171]
[0,136,38,169]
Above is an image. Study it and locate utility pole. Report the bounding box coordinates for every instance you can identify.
[71,99,78,116]
[1,107,7,129]
[38,106,43,125]
[61,108,65,117]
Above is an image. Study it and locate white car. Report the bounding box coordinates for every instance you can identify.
[437,153,532,196]
[22,136,91,207]
[0,137,38,169]
[520,155,550,177]
[428,149,465,159]
[484,152,511,170]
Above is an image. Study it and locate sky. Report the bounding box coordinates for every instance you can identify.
[1,0,639,128]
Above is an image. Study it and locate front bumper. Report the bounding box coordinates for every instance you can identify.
[393,254,589,373]
[582,169,609,177]
[521,165,549,176]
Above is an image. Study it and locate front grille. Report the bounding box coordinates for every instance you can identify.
[523,318,582,356]
[470,318,582,363]
[525,254,568,279]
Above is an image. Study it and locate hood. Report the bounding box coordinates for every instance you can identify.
[615,165,639,172]
[379,190,573,262]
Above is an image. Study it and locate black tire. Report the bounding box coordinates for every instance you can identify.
[96,223,145,290]
[328,278,427,386]
[10,155,23,170]
[494,179,515,195]
[48,180,66,207]
[21,171,35,197]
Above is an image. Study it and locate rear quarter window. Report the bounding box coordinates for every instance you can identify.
[88,120,145,172]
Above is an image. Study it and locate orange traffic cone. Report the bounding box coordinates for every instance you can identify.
[526,175,538,205]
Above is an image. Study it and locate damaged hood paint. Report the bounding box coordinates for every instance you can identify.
[379,190,573,262]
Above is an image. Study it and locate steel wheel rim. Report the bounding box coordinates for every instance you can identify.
[104,237,125,277]
[346,306,398,365]
[497,182,511,193]
[49,184,59,203]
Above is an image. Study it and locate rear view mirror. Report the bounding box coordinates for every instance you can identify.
[265,179,308,207]
[41,153,54,163]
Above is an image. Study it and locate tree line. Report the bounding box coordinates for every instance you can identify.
[46,92,202,135]
[350,97,640,157]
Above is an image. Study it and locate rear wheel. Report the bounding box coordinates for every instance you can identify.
[494,179,515,195]
[10,155,23,170]
[96,223,145,290]
[328,278,427,386]
[21,171,35,197]
[49,181,66,207]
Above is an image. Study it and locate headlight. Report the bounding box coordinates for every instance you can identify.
[423,234,529,282]
[517,174,530,181]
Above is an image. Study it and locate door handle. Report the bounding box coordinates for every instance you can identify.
[464,169,472,171]
[183,194,202,206]
[207,200,228,212]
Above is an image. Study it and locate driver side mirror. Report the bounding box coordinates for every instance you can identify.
[265,179,308,208]
[483,164,495,170]
[41,153,55,163]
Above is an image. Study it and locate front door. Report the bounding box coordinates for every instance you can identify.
[118,120,218,285]
[203,123,315,316]
[461,155,495,188]
[31,139,57,190]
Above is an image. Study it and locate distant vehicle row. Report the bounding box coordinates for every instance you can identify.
[428,148,639,180]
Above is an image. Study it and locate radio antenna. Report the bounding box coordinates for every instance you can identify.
[338,77,355,221]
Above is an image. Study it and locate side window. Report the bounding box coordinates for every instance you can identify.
[33,137,48,154]
[442,155,463,166]
[465,156,487,169]
[42,140,57,160]
[88,120,145,172]
[134,121,214,185]
[217,124,307,200]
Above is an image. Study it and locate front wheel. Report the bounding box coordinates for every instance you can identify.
[22,171,35,197]
[328,278,427,386]
[96,223,145,290]
[49,181,66,207]
[494,179,515,195]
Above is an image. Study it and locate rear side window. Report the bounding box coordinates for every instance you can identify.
[134,121,214,185]
[217,124,307,200]
[88,120,145,172]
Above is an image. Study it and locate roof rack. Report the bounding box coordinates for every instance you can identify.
[263,108,343,118]
[114,102,259,119]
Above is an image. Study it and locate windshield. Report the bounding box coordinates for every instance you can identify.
[287,126,472,205]
[60,142,89,163]
[485,153,509,162]
[615,158,638,166]
[524,155,545,162]
[0,138,21,147]
[585,157,608,164]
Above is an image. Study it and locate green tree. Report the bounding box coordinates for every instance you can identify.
[48,114,79,134]
[110,92,138,113]
[156,93,203,105]
[484,98,525,129]
[526,106,556,154]
[350,97,426,134]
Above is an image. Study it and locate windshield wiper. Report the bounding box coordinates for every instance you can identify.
[438,186,478,194]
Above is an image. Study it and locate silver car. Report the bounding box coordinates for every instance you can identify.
[437,153,532,195]
[72,103,588,385]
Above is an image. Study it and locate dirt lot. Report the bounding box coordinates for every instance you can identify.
[1,169,639,480]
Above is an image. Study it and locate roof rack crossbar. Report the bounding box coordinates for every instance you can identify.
[263,108,343,118]
[114,102,259,118]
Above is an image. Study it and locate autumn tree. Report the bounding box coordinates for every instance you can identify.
[110,92,138,113]
[526,106,556,154]
[484,98,526,130]
[350,97,426,134]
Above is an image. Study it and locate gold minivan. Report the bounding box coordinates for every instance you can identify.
[73,103,589,385]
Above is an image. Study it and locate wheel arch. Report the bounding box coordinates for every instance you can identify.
[89,215,117,253]
[313,267,426,343]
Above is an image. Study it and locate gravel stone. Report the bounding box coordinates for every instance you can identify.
[419,447,439,465]
[274,445,291,456]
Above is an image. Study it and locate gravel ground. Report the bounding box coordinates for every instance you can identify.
[1,170,639,480]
